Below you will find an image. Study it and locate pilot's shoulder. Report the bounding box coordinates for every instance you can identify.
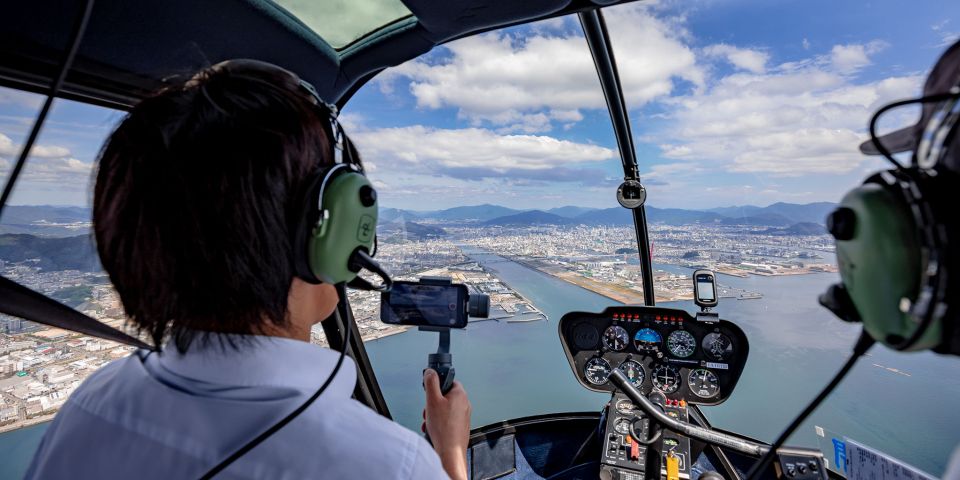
[300,399,446,479]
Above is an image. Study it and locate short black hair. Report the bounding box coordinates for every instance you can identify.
[93,62,332,352]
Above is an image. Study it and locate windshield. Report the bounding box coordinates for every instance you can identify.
[350,1,960,476]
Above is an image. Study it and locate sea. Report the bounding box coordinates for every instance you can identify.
[2,248,958,478]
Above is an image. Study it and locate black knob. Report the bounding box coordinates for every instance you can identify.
[358,185,377,207]
[826,207,856,240]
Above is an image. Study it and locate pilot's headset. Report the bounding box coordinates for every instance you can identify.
[821,39,960,355]
[206,59,391,292]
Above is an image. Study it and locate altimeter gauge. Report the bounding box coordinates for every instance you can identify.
[688,368,720,398]
[667,330,696,358]
[603,325,629,351]
[584,357,612,385]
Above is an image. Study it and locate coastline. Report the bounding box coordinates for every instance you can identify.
[0,414,52,434]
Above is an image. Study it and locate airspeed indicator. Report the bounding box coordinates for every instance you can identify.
[667,330,696,358]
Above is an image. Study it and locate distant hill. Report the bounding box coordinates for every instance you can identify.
[0,205,92,236]
[756,222,827,236]
[546,206,598,218]
[379,208,421,223]
[0,233,101,271]
[483,210,572,226]
[710,202,835,225]
[378,221,446,241]
[422,204,523,222]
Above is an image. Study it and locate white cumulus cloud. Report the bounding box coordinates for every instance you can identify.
[354,125,615,176]
[703,44,769,74]
[654,43,922,176]
[378,3,702,131]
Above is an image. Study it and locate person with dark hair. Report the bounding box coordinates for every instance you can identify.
[25,61,472,480]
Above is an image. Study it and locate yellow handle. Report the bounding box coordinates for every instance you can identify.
[666,451,680,480]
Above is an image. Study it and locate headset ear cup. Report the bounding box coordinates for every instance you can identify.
[305,171,378,284]
[832,177,923,347]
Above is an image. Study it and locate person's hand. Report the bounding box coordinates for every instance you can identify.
[423,369,471,480]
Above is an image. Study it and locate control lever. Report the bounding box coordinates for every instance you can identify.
[609,369,769,457]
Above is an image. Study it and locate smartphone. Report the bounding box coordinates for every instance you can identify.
[693,269,718,309]
[380,281,469,328]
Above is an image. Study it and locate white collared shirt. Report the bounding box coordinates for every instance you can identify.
[25,334,448,479]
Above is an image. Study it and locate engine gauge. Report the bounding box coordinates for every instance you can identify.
[602,325,629,351]
[652,365,681,393]
[688,368,720,398]
[614,418,632,435]
[633,328,662,352]
[618,360,645,388]
[584,357,612,385]
[702,333,734,361]
[615,399,637,415]
[667,330,696,358]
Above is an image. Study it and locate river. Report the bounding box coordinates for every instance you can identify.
[2,250,958,478]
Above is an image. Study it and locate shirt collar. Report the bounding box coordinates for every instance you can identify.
[148,332,357,397]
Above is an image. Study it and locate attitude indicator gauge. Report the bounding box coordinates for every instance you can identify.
[602,325,629,351]
[633,328,662,352]
[584,357,612,385]
[688,368,720,398]
[702,333,734,361]
[652,365,681,393]
[667,330,696,358]
[618,360,645,388]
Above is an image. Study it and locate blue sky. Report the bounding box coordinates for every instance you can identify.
[1,0,957,210]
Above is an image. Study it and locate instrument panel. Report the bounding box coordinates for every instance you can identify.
[559,306,749,406]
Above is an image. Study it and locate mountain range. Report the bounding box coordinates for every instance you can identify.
[3,202,837,237]
[0,233,101,271]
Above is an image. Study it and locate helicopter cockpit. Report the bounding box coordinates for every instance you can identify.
[1,1,958,479]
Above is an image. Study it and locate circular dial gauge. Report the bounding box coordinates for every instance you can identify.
[614,418,632,435]
[702,333,734,361]
[618,360,645,388]
[584,357,612,385]
[602,325,629,351]
[652,365,681,393]
[572,323,600,350]
[688,368,720,398]
[633,328,662,352]
[667,330,696,358]
[615,399,637,415]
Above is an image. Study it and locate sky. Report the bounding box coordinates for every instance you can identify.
[1,0,958,211]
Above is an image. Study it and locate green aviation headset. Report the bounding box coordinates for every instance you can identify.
[222,60,394,292]
[821,40,960,355]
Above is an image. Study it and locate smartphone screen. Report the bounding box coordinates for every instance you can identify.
[380,282,468,328]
